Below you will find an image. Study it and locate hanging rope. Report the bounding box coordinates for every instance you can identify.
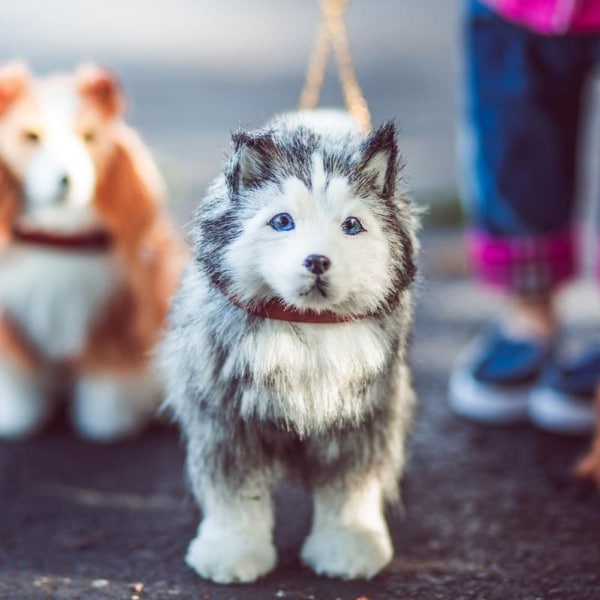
[298,0,372,134]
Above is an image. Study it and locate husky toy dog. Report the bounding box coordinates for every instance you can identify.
[160,110,418,583]
[0,63,185,441]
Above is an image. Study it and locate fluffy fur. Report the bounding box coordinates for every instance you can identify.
[160,109,418,583]
[0,63,185,441]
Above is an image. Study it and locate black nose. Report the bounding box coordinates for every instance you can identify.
[303,254,331,275]
[59,174,70,189]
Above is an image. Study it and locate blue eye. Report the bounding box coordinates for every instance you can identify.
[341,216,366,235]
[269,212,295,231]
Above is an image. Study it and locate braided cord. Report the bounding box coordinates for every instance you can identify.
[298,0,372,134]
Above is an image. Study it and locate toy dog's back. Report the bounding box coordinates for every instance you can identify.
[160,110,418,583]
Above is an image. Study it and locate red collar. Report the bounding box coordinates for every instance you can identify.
[12,225,112,252]
[219,285,363,324]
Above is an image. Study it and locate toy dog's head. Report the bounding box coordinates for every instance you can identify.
[0,63,161,245]
[196,115,417,319]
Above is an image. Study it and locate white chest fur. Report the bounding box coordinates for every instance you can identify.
[0,244,121,360]
[228,318,392,431]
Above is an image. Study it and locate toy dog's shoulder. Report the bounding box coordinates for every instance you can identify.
[267,109,362,138]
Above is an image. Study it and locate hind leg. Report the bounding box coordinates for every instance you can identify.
[301,474,393,580]
[0,358,55,439]
[71,369,160,442]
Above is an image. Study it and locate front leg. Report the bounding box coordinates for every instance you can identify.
[301,475,393,580]
[71,369,160,442]
[0,316,55,439]
[186,475,277,584]
[0,358,55,439]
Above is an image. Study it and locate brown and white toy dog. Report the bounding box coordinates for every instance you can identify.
[0,63,185,441]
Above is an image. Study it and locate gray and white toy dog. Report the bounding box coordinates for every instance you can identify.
[160,110,418,583]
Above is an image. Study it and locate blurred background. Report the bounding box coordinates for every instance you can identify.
[0,0,463,221]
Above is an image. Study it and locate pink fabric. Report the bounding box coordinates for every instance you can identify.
[481,0,600,34]
[467,230,577,293]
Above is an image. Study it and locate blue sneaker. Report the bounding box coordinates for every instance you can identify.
[529,345,599,435]
[449,326,554,424]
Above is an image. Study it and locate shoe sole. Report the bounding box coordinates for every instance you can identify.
[528,387,595,436]
[449,367,530,425]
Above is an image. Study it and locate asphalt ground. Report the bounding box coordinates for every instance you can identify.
[1,231,599,600]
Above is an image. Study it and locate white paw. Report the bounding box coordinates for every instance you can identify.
[0,365,52,440]
[301,524,393,580]
[72,372,159,442]
[185,521,276,584]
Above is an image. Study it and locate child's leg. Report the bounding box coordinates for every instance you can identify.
[576,384,600,484]
[463,1,587,301]
[451,1,591,423]
[527,230,599,435]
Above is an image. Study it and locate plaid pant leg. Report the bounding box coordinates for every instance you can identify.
[468,229,577,295]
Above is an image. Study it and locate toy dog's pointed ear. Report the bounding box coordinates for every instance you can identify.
[0,62,30,115]
[357,121,399,198]
[227,131,279,196]
[76,63,126,117]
